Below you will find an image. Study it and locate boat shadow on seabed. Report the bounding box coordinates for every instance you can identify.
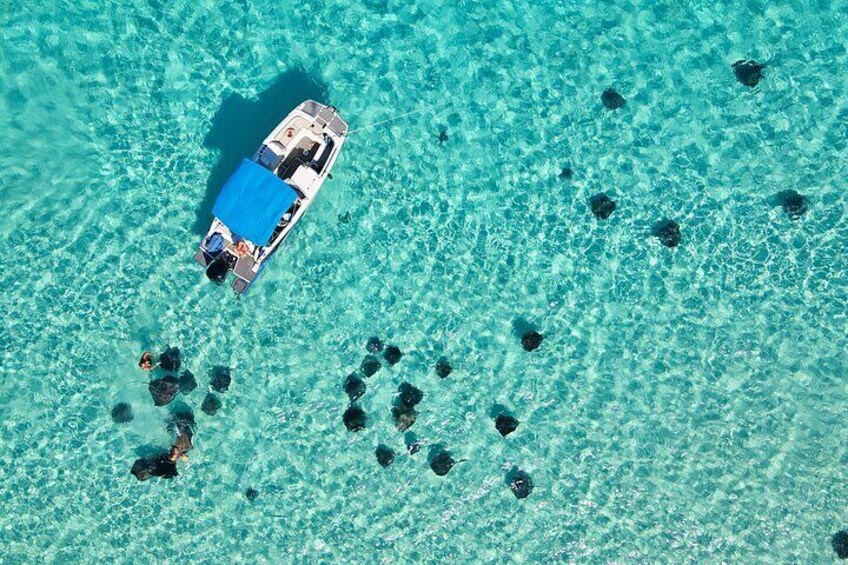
[192,68,329,236]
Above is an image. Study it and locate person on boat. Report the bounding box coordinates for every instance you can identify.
[233,239,253,257]
[138,351,157,371]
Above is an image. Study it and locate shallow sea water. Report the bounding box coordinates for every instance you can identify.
[1,0,848,562]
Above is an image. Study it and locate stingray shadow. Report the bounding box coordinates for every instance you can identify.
[192,69,329,236]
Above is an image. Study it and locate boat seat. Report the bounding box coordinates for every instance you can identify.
[258,142,285,169]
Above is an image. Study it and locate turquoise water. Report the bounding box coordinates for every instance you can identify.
[2,0,847,562]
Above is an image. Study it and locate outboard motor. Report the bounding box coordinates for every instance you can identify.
[205,257,230,285]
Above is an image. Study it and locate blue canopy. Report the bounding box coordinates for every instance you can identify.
[212,159,298,245]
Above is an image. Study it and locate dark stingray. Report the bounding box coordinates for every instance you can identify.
[159,347,181,372]
[245,488,259,502]
[206,257,229,285]
[495,414,520,437]
[776,190,808,219]
[590,193,616,220]
[344,373,366,402]
[560,166,574,180]
[521,330,543,352]
[391,405,418,432]
[429,450,460,477]
[601,88,626,110]
[833,530,848,559]
[508,469,534,499]
[149,376,180,406]
[383,345,403,366]
[111,402,133,423]
[438,129,449,144]
[338,211,352,224]
[375,444,395,468]
[178,370,197,394]
[366,336,384,353]
[653,220,681,248]
[733,60,765,87]
[131,454,177,481]
[343,405,367,432]
[435,357,453,379]
[201,393,222,416]
[361,355,382,377]
[397,382,424,408]
[167,404,196,440]
[210,366,231,392]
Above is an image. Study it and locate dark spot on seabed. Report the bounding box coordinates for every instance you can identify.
[590,193,616,220]
[435,357,453,379]
[210,366,231,392]
[384,345,403,366]
[559,166,574,180]
[438,129,449,144]
[366,336,384,353]
[344,373,366,402]
[245,488,259,502]
[601,88,626,110]
[776,190,808,219]
[495,414,520,437]
[338,211,351,224]
[375,444,395,468]
[733,59,765,87]
[178,370,197,394]
[111,402,133,423]
[653,220,681,248]
[507,469,534,499]
[343,405,367,432]
[149,376,180,406]
[201,393,222,416]
[521,330,543,352]
[361,355,382,377]
[397,382,424,408]
[159,347,181,372]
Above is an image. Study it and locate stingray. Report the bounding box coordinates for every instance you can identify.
[338,211,352,224]
[344,373,366,402]
[159,347,181,372]
[111,402,134,423]
[653,220,681,248]
[375,444,395,468]
[508,470,534,499]
[201,393,222,416]
[521,330,543,352]
[167,405,196,441]
[733,60,765,87]
[149,376,180,406]
[131,455,177,481]
[384,345,403,366]
[245,488,259,502]
[343,405,367,432]
[435,357,453,379]
[366,336,384,353]
[178,370,197,394]
[560,166,574,180]
[404,432,422,455]
[397,382,424,408]
[210,366,231,392]
[590,193,616,220]
[833,530,848,559]
[438,129,449,144]
[429,450,462,477]
[392,405,418,432]
[601,88,626,110]
[495,414,520,437]
[777,190,807,219]
[361,355,382,377]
